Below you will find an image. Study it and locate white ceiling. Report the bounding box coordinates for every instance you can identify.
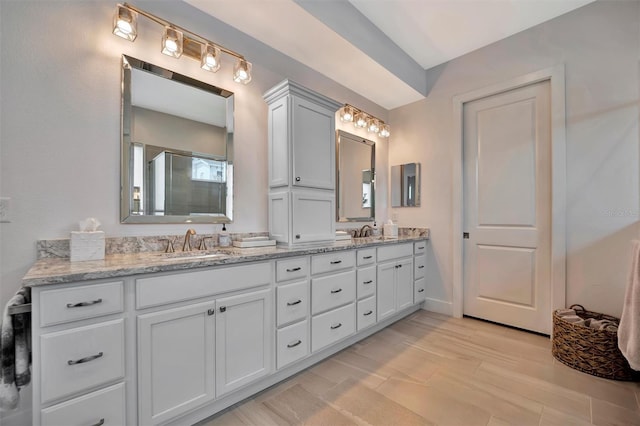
[185,0,595,110]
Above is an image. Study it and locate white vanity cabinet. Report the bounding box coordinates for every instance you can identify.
[275,257,311,370]
[377,244,414,321]
[414,241,428,303]
[356,248,377,330]
[31,280,126,426]
[310,251,357,352]
[136,263,273,425]
[264,80,342,247]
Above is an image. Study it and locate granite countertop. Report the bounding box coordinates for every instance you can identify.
[23,235,429,287]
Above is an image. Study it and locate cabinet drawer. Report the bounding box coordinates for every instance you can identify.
[277,320,309,370]
[357,296,376,331]
[40,319,125,404]
[357,266,376,300]
[377,243,413,262]
[277,280,309,327]
[415,277,427,303]
[311,270,356,315]
[136,262,271,309]
[276,257,309,282]
[311,303,355,352]
[414,255,427,279]
[414,241,427,256]
[311,251,356,275]
[357,248,376,266]
[39,281,123,327]
[41,382,125,426]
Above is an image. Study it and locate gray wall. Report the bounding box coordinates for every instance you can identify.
[389,0,640,318]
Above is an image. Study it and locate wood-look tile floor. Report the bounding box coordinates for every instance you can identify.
[201,311,640,426]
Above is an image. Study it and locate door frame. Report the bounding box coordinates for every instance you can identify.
[452,65,567,321]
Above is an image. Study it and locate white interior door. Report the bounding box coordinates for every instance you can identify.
[463,80,551,334]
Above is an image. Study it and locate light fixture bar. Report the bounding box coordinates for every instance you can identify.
[341,103,390,138]
[122,2,246,61]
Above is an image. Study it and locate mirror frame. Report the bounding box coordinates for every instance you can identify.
[336,130,376,222]
[120,55,234,224]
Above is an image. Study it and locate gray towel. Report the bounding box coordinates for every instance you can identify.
[0,287,31,410]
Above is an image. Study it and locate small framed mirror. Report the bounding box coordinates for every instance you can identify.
[121,55,234,223]
[336,130,375,221]
[391,163,420,207]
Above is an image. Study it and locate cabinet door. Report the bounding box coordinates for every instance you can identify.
[292,96,335,190]
[292,190,335,243]
[377,262,397,321]
[268,96,290,188]
[138,301,215,425]
[216,289,272,396]
[396,258,414,310]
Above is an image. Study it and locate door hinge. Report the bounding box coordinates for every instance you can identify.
[463,232,469,239]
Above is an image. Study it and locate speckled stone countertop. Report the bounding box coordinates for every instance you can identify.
[23,235,429,287]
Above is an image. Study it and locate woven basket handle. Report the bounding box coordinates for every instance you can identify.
[569,304,586,312]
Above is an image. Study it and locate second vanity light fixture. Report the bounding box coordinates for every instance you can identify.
[113,3,252,84]
[339,104,390,138]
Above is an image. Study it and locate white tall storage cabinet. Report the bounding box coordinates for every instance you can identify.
[264,80,342,247]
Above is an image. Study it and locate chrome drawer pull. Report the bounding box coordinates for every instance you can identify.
[418,265,425,269]
[363,310,373,316]
[330,323,342,330]
[68,352,103,365]
[330,288,342,294]
[418,289,425,293]
[287,299,302,306]
[363,255,373,259]
[90,419,105,426]
[66,298,103,308]
[287,340,302,348]
[286,267,301,272]
[330,260,342,265]
[363,280,373,284]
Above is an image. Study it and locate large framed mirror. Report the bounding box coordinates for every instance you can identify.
[391,163,421,207]
[336,130,375,222]
[120,55,234,223]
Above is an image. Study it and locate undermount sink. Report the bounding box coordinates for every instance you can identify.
[159,251,227,261]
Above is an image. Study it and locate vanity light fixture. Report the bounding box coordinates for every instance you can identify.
[112,3,252,83]
[339,105,354,123]
[233,59,252,84]
[341,104,390,138]
[113,4,138,41]
[161,27,183,58]
[201,44,221,72]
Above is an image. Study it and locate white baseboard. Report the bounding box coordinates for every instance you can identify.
[422,298,453,316]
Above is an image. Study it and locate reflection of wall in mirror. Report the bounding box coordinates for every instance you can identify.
[340,136,373,218]
[132,106,227,156]
[403,163,417,206]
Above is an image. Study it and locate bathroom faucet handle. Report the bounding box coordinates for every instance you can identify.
[161,238,175,253]
[199,237,213,251]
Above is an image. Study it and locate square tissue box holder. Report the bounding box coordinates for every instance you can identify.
[71,231,105,262]
[383,223,398,238]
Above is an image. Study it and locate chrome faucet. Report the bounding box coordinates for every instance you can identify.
[183,229,196,251]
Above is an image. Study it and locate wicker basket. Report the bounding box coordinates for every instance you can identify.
[552,305,640,381]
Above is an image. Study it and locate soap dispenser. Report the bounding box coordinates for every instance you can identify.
[219,224,231,247]
[372,221,381,237]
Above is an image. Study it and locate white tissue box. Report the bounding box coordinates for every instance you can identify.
[383,224,398,238]
[71,231,105,261]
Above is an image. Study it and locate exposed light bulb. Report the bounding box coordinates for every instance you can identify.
[113,4,138,41]
[367,118,380,134]
[233,59,252,84]
[378,124,390,138]
[340,106,354,123]
[201,44,221,72]
[354,112,367,128]
[161,27,183,58]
